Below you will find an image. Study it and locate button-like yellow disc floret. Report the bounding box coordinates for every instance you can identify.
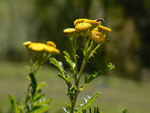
[28,43,45,52]
[84,19,100,26]
[74,18,88,25]
[75,23,92,31]
[90,28,106,43]
[98,25,111,32]
[44,45,60,54]
[47,41,56,48]
[63,28,76,34]
[23,41,32,47]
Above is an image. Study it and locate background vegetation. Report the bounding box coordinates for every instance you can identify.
[0,0,150,112]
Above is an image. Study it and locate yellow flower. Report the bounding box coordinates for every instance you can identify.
[53,48,60,54]
[44,45,60,54]
[28,43,45,52]
[98,25,111,33]
[89,28,106,43]
[74,18,88,25]
[63,28,76,34]
[23,41,32,47]
[84,19,100,26]
[47,41,56,48]
[75,23,92,31]
[63,28,79,38]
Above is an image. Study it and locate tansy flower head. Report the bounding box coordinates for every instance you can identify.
[63,28,79,38]
[23,41,32,47]
[44,45,60,54]
[74,18,88,25]
[84,19,100,26]
[28,43,45,52]
[53,48,60,54]
[75,23,92,31]
[47,41,56,48]
[90,28,106,43]
[63,28,76,34]
[98,25,111,33]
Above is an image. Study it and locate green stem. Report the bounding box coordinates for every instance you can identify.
[70,58,87,113]
[29,73,37,97]
[71,38,78,74]
[87,43,101,61]
[28,50,33,72]
[24,73,37,111]
[70,37,90,113]
[69,38,101,113]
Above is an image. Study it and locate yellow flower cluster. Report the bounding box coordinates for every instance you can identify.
[23,41,60,54]
[63,18,111,43]
[90,28,106,43]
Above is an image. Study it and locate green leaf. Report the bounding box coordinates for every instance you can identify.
[86,63,115,83]
[79,106,103,113]
[77,92,100,113]
[50,58,70,83]
[33,98,52,106]
[122,109,129,113]
[30,105,50,113]
[36,82,47,91]
[8,95,20,113]
[63,51,75,73]
[63,104,71,113]
[106,63,115,71]
[50,58,65,75]
[33,93,46,102]
[29,73,37,98]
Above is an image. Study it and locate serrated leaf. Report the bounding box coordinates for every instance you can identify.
[30,105,50,113]
[36,82,47,91]
[86,63,115,83]
[64,51,75,73]
[63,104,71,113]
[8,95,20,113]
[50,58,70,83]
[77,93,100,113]
[107,63,115,71]
[33,98,52,106]
[33,94,46,102]
[50,58,65,75]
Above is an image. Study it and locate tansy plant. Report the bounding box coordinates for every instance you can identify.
[9,41,60,113]
[8,18,128,113]
[50,18,115,113]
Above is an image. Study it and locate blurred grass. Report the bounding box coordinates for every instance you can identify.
[0,61,150,113]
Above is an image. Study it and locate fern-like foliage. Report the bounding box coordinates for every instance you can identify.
[63,51,75,73]
[9,73,51,113]
[50,58,70,84]
[85,63,115,84]
[76,92,100,113]
[83,107,103,113]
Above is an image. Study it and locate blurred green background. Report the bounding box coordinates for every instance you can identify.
[0,0,150,113]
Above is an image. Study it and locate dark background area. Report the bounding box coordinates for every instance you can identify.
[0,0,150,113]
[0,0,150,81]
